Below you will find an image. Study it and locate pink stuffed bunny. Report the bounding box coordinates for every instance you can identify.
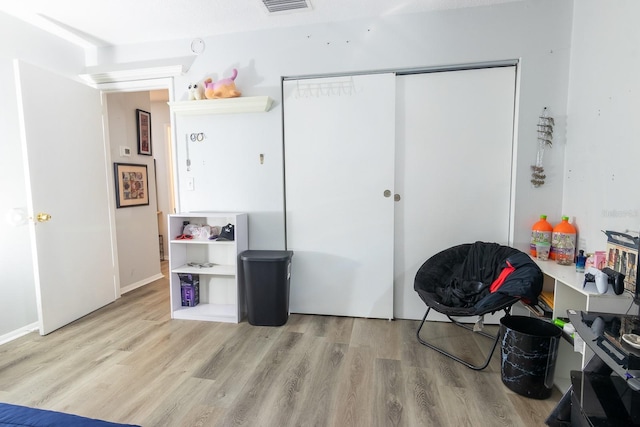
[204,69,241,99]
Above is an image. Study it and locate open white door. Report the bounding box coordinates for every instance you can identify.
[15,61,117,335]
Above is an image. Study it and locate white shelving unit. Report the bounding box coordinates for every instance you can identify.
[529,257,634,392]
[168,212,248,323]
[168,96,273,116]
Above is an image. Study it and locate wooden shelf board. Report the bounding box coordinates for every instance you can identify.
[170,239,234,245]
[172,303,238,323]
[171,264,236,276]
[168,96,273,115]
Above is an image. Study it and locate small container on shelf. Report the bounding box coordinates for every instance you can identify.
[536,242,551,261]
[555,238,574,266]
[575,250,586,272]
[179,273,200,307]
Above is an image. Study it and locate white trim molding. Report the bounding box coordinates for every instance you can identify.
[0,322,39,345]
[120,273,165,295]
[80,56,196,85]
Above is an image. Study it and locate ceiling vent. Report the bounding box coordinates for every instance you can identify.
[261,0,312,14]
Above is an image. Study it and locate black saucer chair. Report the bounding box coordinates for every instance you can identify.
[414,241,543,370]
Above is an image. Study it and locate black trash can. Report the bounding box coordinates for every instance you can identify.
[240,250,293,326]
[500,315,562,399]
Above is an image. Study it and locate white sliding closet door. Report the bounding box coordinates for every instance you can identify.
[284,74,396,319]
[394,66,517,320]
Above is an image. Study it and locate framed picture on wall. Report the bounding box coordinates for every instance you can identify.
[136,108,152,155]
[114,163,149,208]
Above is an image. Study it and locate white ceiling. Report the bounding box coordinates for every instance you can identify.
[0,0,523,48]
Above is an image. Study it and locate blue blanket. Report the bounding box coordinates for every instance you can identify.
[0,403,140,427]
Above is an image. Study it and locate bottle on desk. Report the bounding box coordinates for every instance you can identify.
[530,214,553,258]
[551,216,576,264]
[576,250,587,272]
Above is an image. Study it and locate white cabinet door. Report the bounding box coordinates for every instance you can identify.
[16,61,117,335]
[394,67,517,320]
[284,74,396,319]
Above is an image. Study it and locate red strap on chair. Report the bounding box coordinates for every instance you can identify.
[490,260,515,293]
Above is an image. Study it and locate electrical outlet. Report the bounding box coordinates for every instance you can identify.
[187,177,195,191]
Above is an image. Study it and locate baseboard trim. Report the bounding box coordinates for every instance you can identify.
[0,322,39,345]
[0,274,165,346]
[121,273,164,294]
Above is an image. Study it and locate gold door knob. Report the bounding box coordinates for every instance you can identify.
[36,212,52,223]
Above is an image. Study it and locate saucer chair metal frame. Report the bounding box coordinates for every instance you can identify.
[414,242,543,371]
[416,296,518,371]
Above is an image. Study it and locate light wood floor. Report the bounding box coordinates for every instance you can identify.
[0,263,561,426]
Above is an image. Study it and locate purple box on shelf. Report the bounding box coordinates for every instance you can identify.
[178,273,199,307]
[181,284,199,307]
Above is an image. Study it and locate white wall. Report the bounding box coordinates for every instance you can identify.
[101,1,572,254]
[0,60,38,340]
[564,0,640,254]
[0,12,86,340]
[106,92,162,291]
[97,1,574,317]
[0,0,582,336]
[0,12,87,79]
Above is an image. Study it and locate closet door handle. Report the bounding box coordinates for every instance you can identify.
[394,194,401,202]
[383,190,391,198]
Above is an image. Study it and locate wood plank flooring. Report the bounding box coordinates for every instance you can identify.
[0,264,561,426]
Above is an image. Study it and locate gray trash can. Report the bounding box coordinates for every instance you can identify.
[500,315,561,399]
[240,250,293,326]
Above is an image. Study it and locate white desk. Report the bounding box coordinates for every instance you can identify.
[531,257,634,392]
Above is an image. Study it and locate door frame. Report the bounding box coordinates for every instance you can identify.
[282,59,521,320]
[97,77,176,297]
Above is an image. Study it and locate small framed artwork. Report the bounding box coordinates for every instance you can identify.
[136,108,152,155]
[114,163,149,208]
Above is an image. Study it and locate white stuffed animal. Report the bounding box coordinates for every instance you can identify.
[188,82,204,100]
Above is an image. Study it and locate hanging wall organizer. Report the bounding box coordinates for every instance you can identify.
[531,107,554,187]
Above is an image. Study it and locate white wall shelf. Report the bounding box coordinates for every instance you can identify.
[168,212,248,323]
[168,96,273,115]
